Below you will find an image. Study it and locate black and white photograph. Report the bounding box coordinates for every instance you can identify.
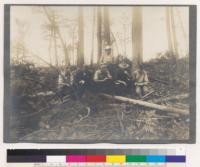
[4,5,196,143]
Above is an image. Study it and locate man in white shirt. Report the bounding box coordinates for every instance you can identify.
[133,64,149,98]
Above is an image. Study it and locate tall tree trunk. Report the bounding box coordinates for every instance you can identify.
[77,7,84,67]
[166,7,173,54]
[176,8,188,55]
[72,31,75,65]
[53,29,59,67]
[170,7,179,58]
[43,7,70,67]
[90,8,96,66]
[132,7,143,70]
[97,7,102,63]
[103,7,111,45]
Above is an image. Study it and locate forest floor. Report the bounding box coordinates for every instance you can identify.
[9,56,190,142]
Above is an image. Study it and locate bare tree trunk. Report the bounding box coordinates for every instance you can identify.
[123,23,127,55]
[170,7,179,58]
[176,8,188,55]
[166,7,173,54]
[132,7,143,70]
[43,7,70,67]
[77,7,84,67]
[103,7,111,45]
[90,8,96,66]
[48,32,53,64]
[100,94,189,115]
[72,30,75,65]
[56,26,70,67]
[53,29,59,67]
[97,7,102,63]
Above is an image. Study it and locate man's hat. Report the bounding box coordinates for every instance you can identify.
[100,63,107,68]
[118,61,130,69]
[105,45,111,50]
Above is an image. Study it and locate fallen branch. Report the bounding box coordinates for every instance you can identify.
[153,93,189,103]
[149,76,169,85]
[99,94,189,115]
[141,91,155,100]
[29,91,55,97]
[73,107,91,124]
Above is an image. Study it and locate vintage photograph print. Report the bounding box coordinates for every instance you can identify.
[4,5,196,143]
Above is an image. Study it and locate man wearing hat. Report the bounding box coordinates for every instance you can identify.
[100,45,113,65]
[114,58,132,95]
[93,64,112,93]
[132,64,149,98]
[93,64,112,82]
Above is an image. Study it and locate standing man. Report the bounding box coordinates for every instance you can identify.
[99,45,113,65]
[99,45,115,77]
[133,64,149,98]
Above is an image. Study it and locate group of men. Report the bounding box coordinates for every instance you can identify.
[57,45,150,100]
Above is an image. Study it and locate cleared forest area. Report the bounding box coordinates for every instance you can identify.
[8,6,190,142]
[9,55,189,141]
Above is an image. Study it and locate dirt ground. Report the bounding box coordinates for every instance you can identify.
[9,89,189,142]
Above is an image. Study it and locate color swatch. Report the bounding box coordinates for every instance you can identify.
[7,149,186,163]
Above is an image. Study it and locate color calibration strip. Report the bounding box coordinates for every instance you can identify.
[7,155,186,163]
[7,149,186,165]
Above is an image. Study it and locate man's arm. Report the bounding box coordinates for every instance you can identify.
[132,71,136,81]
[106,70,112,79]
[143,71,149,85]
[93,71,104,82]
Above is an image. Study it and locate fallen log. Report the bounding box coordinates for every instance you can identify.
[99,94,189,115]
[29,91,55,97]
[153,93,189,103]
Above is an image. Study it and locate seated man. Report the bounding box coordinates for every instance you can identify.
[133,64,149,98]
[57,67,72,101]
[71,65,92,99]
[114,59,132,95]
[93,64,112,93]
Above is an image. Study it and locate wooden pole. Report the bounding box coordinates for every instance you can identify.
[100,94,189,115]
